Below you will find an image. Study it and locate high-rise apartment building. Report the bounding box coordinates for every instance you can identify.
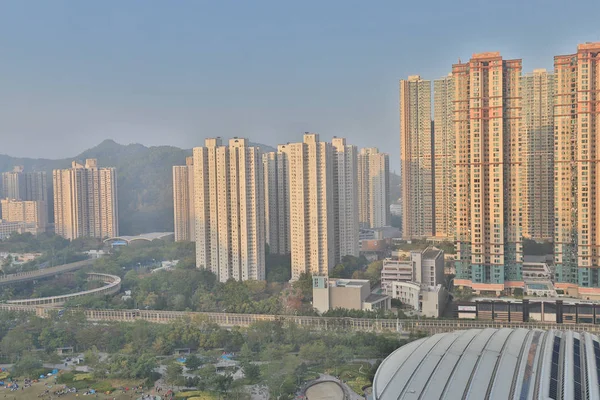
[1,167,48,203]
[399,75,433,238]
[0,198,47,233]
[453,52,523,293]
[521,69,555,242]
[433,74,455,240]
[193,138,265,282]
[332,138,360,260]
[358,148,390,228]
[172,157,195,242]
[283,133,335,280]
[53,159,118,240]
[263,148,291,255]
[554,42,600,290]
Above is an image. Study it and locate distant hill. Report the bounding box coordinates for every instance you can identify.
[0,139,276,235]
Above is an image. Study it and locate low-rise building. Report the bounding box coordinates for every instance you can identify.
[0,221,38,240]
[312,276,390,314]
[381,246,445,293]
[389,281,448,318]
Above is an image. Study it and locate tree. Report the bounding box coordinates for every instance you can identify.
[185,354,202,370]
[214,374,233,395]
[364,260,383,286]
[166,361,183,385]
[242,362,261,383]
[293,273,313,302]
[13,353,43,377]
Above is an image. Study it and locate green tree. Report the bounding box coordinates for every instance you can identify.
[166,361,183,385]
[293,273,313,302]
[13,353,43,377]
[242,362,261,383]
[185,354,202,370]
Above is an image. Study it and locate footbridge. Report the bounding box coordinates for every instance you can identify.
[1,305,600,336]
[0,259,94,286]
[5,273,121,306]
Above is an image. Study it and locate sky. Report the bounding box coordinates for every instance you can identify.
[1,0,599,170]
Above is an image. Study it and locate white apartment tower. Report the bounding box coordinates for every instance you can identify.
[53,159,118,240]
[332,137,360,259]
[1,167,48,204]
[283,133,335,280]
[433,74,455,240]
[400,75,434,238]
[193,138,265,282]
[521,69,555,242]
[263,148,291,254]
[173,156,195,242]
[358,148,390,228]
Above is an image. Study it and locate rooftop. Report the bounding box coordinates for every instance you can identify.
[373,328,600,399]
[365,294,389,304]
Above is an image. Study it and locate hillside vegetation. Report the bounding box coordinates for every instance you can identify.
[0,140,275,235]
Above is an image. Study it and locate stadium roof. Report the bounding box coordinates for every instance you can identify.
[373,328,600,400]
[103,232,174,243]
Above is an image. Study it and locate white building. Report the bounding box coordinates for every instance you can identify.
[358,148,390,229]
[263,149,290,255]
[193,137,265,282]
[312,276,390,314]
[332,137,359,260]
[381,246,445,293]
[390,281,448,318]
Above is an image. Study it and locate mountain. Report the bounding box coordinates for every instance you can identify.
[0,139,276,235]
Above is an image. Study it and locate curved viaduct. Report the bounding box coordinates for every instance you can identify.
[0,259,94,287]
[5,273,121,306]
[1,305,600,336]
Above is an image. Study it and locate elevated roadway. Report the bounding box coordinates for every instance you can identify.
[0,259,94,287]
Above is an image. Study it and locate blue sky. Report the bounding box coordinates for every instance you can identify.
[0,0,599,169]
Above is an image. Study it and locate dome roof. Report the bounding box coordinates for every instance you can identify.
[373,328,600,400]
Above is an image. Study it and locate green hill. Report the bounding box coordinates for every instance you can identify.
[0,139,276,235]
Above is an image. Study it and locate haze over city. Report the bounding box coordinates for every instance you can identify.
[1,0,599,166]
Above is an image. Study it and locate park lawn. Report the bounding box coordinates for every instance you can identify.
[8,379,135,400]
[175,390,218,399]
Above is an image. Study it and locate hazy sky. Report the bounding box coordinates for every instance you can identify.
[1,0,599,170]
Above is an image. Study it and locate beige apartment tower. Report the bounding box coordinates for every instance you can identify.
[433,74,455,240]
[400,75,433,238]
[263,148,291,255]
[521,69,555,242]
[283,133,335,280]
[358,148,390,228]
[53,159,118,240]
[0,198,47,232]
[193,138,265,282]
[332,137,360,260]
[173,157,195,242]
[554,43,600,289]
[453,52,523,291]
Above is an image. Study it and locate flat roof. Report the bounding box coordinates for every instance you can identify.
[365,294,389,303]
[373,328,600,399]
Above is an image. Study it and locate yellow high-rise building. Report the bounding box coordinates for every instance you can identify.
[400,75,433,239]
[193,138,265,282]
[554,42,600,292]
[172,156,195,242]
[453,52,523,293]
[53,159,118,240]
[433,74,455,240]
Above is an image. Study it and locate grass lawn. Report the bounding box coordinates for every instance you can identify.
[7,378,149,400]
